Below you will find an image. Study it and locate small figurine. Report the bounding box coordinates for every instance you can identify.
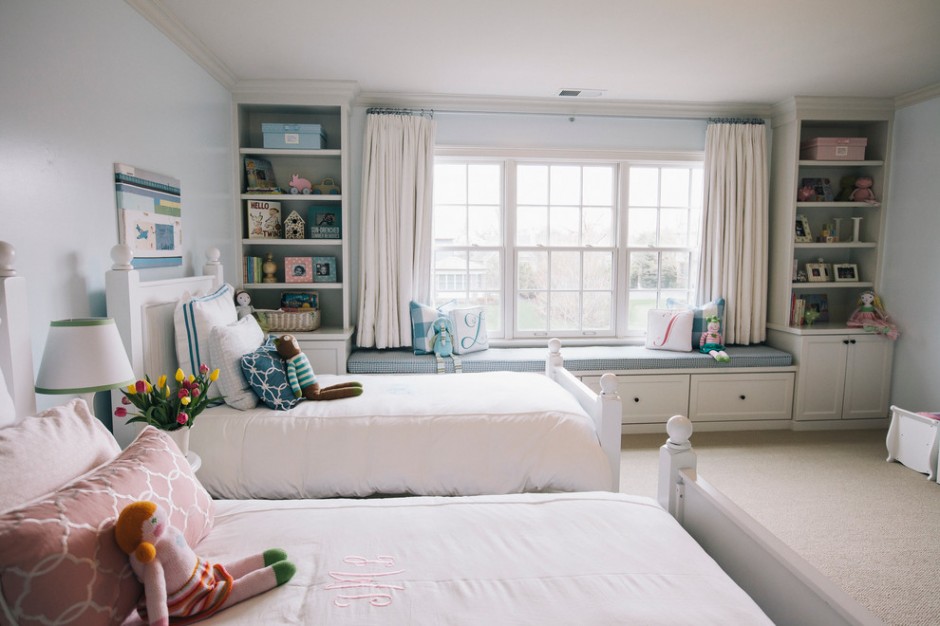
[275,334,363,400]
[288,174,313,195]
[312,178,341,195]
[847,290,899,339]
[849,175,877,203]
[234,289,254,319]
[699,315,730,363]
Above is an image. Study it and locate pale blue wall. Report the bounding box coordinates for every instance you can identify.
[881,95,940,409]
[0,1,234,416]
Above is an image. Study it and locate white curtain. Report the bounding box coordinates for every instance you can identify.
[356,112,436,349]
[697,121,768,345]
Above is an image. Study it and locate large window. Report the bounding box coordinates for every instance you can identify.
[432,153,702,341]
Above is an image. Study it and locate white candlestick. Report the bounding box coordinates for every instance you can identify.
[852,217,863,242]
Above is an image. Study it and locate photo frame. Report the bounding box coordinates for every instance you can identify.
[805,262,831,282]
[802,293,830,323]
[800,177,834,202]
[307,206,341,239]
[795,215,813,243]
[284,257,313,284]
[833,263,859,282]
[313,256,338,283]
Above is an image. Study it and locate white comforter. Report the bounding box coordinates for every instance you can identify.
[190,372,611,498]
[123,492,772,625]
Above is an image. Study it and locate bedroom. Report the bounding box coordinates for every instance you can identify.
[1,1,939,624]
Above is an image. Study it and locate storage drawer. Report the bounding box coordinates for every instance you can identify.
[689,372,794,421]
[583,374,689,425]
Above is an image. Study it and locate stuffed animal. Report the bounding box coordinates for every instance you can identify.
[699,315,730,363]
[849,175,876,203]
[275,334,363,400]
[430,317,455,358]
[836,175,857,201]
[234,289,254,320]
[115,501,295,625]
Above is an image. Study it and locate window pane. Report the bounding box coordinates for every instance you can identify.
[628,292,657,330]
[469,250,500,291]
[480,293,502,333]
[433,164,466,204]
[629,167,658,206]
[549,165,580,205]
[517,291,546,331]
[660,251,690,289]
[517,251,547,290]
[630,251,659,289]
[627,208,656,246]
[583,292,612,330]
[661,168,690,208]
[433,204,467,246]
[517,165,548,205]
[659,208,689,247]
[468,205,501,246]
[549,205,579,246]
[551,251,580,290]
[583,166,613,206]
[583,206,613,247]
[583,251,612,290]
[550,291,580,331]
[516,205,547,246]
[434,250,466,294]
[467,164,500,204]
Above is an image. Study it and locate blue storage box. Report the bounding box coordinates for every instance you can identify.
[262,123,326,150]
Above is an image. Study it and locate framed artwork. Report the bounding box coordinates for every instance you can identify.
[795,215,813,243]
[307,206,341,239]
[284,257,313,283]
[833,263,859,282]
[244,156,279,192]
[313,256,337,283]
[805,262,831,282]
[800,177,834,202]
[114,163,182,268]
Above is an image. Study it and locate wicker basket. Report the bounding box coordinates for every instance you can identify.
[256,308,321,332]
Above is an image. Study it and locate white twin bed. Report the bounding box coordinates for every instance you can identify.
[0,241,882,625]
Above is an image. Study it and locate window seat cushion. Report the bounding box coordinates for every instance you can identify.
[347,344,792,375]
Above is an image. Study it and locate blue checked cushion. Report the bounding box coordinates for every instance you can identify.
[239,337,301,411]
[174,283,236,400]
[410,300,448,355]
[668,297,725,346]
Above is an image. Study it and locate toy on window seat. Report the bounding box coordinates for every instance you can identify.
[699,315,730,362]
[430,317,455,358]
[275,334,363,400]
[847,290,899,339]
[115,501,295,626]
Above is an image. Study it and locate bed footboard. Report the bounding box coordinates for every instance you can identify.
[546,338,621,491]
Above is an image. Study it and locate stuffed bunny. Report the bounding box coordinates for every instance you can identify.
[275,334,363,400]
[115,501,295,625]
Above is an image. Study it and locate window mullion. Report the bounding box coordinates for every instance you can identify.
[504,159,517,340]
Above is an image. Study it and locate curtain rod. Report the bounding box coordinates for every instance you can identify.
[367,107,434,118]
[708,117,765,125]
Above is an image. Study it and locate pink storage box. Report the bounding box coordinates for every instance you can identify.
[800,137,867,161]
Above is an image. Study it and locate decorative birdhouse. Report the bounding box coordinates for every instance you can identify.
[283,210,306,239]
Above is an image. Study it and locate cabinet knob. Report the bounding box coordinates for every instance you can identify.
[843,339,850,345]
[849,339,857,344]
[633,397,640,403]
[739,394,746,400]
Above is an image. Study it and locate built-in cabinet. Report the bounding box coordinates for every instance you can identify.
[232,86,357,373]
[766,97,895,422]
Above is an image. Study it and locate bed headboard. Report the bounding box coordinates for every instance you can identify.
[0,241,36,421]
[106,244,224,447]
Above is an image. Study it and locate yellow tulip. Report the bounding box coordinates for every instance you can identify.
[126,384,136,395]
[145,382,153,393]
[175,369,184,383]
[209,369,220,382]
[188,374,195,384]
[181,396,191,406]
[165,386,171,398]
[157,374,167,389]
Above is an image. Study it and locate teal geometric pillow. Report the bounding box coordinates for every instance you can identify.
[410,300,446,355]
[239,337,301,411]
[667,297,726,347]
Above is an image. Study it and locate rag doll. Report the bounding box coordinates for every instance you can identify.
[115,501,295,625]
[275,334,363,400]
[849,175,877,203]
[699,315,730,362]
[234,290,254,320]
[847,290,899,339]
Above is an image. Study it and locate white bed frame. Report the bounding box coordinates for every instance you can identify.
[0,240,882,626]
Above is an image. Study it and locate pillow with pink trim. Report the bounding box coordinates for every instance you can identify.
[0,426,214,626]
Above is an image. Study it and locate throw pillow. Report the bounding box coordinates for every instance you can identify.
[449,306,489,354]
[0,399,121,514]
[645,309,694,352]
[410,300,447,355]
[667,297,726,347]
[240,337,301,411]
[173,283,237,400]
[0,426,214,626]
[0,362,14,428]
[208,315,264,410]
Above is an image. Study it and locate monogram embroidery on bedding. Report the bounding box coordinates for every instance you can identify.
[326,555,405,608]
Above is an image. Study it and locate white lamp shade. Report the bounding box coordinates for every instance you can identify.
[35,318,136,394]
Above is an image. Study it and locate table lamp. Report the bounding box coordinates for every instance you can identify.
[35,318,135,413]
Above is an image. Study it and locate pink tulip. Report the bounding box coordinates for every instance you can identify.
[200,364,209,375]
[135,380,146,394]
[176,413,188,425]
[114,407,127,418]
[121,396,131,405]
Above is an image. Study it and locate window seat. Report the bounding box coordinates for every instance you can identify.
[347,344,793,375]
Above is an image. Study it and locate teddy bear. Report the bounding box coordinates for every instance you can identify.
[275,334,363,400]
[115,501,295,625]
[849,175,876,203]
[699,315,730,363]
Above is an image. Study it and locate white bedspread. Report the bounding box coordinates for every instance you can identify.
[190,372,611,498]
[123,492,772,625]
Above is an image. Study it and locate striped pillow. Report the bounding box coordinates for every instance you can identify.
[173,283,236,399]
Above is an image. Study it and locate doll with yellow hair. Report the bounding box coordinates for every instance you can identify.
[115,501,295,625]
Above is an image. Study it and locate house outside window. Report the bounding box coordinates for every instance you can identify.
[432,151,702,342]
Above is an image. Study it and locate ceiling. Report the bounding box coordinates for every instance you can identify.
[138,0,940,110]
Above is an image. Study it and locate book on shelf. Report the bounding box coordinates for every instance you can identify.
[244,156,279,192]
[247,200,282,239]
[790,295,805,326]
[243,255,264,284]
[307,206,341,239]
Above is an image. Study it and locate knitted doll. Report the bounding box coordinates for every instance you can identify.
[699,315,730,363]
[275,334,363,400]
[847,290,899,340]
[115,501,295,625]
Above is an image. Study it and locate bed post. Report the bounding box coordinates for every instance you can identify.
[202,247,224,289]
[0,241,36,420]
[658,414,697,518]
[597,372,621,491]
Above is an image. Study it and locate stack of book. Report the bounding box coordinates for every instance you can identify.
[790,295,806,327]
[243,256,264,284]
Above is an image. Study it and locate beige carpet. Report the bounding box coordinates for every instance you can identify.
[620,428,940,626]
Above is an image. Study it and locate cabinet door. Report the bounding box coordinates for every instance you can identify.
[842,336,894,419]
[795,336,849,420]
[582,374,689,425]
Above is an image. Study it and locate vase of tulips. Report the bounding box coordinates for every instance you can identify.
[114,364,219,456]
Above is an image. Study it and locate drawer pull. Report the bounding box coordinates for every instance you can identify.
[633,397,640,403]
[739,394,746,400]
[843,339,850,345]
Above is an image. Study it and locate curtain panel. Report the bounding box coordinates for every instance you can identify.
[697,121,769,345]
[356,112,436,349]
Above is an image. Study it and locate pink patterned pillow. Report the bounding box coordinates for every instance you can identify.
[0,426,214,626]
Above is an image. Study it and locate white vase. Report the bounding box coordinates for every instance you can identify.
[167,427,190,457]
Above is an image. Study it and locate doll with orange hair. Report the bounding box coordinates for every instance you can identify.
[115,501,295,625]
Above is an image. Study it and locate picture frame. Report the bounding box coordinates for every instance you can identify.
[795,215,813,243]
[313,256,337,283]
[280,291,319,310]
[307,206,342,239]
[284,256,313,283]
[805,262,831,282]
[802,293,830,323]
[833,263,859,282]
[800,177,834,202]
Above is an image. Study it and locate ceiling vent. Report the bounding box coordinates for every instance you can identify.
[556,88,605,98]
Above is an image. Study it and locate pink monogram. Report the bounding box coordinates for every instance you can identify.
[326,555,405,608]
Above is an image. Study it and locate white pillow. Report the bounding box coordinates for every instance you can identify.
[209,315,264,410]
[645,309,693,352]
[449,306,489,354]
[0,365,14,428]
[174,283,237,400]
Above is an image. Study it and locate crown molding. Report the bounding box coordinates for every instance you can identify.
[895,82,940,109]
[771,96,895,125]
[125,0,237,89]
[230,80,360,105]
